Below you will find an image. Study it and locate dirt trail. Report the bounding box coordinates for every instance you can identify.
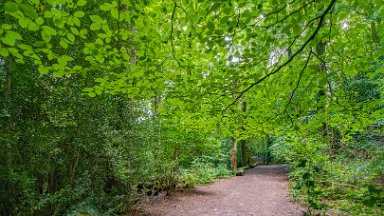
[130,165,305,216]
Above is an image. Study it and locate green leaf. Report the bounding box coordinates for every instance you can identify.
[77,0,87,6]
[95,38,104,45]
[35,17,44,25]
[100,3,113,11]
[2,32,18,45]
[53,70,64,77]
[7,30,23,40]
[67,33,75,42]
[53,17,65,28]
[90,23,101,31]
[95,87,102,94]
[41,32,52,42]
[88,92,96,97]
[28,22,39,31]
[111,8,119,19]
[95,77,104,83]
[15,59,25,64]
[0,47,10,57]
[90,15,102,23]
[74,11,85,18]
[19,17,31,28]
[71,27,79,35]
[102,24,110,33]
[19,4,38,19]
[66,17,74,26]
[2,24,12,30]
[57,55,74,66]
[8,47,23,58]
[72,65,83,72]
[19,43,33,51]
[51,9,62,17]
[47,52,54,60]
[30,0,40,5]
[38,65,50,74]
[45,0,56,6]
[73,17,81,26]
[4,2,19,13]
[44,11,53,18]
[63,55,74,62]
[97,33,107,38]
[41,25,57,35]
[60,39,69,49]
[95,55,104,63]
[80,28,88,35]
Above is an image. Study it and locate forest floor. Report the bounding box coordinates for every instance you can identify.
[128,165,305,216]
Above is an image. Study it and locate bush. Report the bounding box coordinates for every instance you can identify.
[179,157,232,187]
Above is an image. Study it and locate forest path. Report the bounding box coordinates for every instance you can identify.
[129,165,305,216]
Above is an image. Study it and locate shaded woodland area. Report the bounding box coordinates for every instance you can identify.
[0,0,383,215]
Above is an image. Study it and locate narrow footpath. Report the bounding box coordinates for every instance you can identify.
[130,165,305,216]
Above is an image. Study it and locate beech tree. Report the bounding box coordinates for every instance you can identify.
[1,0,383,215]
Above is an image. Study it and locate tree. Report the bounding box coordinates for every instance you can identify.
[1,0,383,214]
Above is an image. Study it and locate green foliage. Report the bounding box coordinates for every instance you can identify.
[1,0,384,215]
[179,157,232,186]
[272,136,329,213]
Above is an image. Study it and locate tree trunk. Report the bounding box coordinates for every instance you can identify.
[230,137,237,170]
[240,101,247,167]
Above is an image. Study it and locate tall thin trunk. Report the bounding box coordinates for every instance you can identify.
[240,101,247,167]
[229,78,239,170]
[230,137,237,170]
[4,58,12,167]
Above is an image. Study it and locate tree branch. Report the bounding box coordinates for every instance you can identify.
[221,0,337,115]
[251,0,315,29]
[170,3,177,50]
[284,49,313,113]
[169,3,184,68]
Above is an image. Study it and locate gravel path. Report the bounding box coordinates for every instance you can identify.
[130,165,305,216]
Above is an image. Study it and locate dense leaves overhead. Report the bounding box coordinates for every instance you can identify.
[1,0,383,215]
[1,0,382,111]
